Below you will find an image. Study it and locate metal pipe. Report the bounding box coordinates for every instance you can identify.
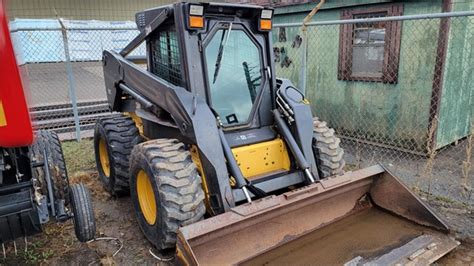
[218,128,254,203]
[10,27,138,33]
[125,55,147,64]
[217,128,247,189]
[274,11,474,28]
[118,83,154,110]
[299,34,307,94]
[10,11,473,32]
[59,19,81,141]
[304,168,316,183]
[242,186,252,203]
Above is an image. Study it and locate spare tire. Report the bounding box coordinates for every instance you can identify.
[31,130,70,205]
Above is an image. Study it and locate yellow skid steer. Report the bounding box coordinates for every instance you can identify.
[92,2,458,264]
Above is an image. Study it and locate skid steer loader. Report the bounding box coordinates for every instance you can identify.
[94,2,458,264]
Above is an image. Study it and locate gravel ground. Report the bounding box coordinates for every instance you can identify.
[342,137,473,206]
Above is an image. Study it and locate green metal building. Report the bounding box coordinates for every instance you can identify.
[272,0,473,152]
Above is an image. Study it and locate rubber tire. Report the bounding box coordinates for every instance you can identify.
[31,130,70,205]
[94,115,141,196]
[129,139,206,251]
[312,117,345,178]
[70,183,96,242]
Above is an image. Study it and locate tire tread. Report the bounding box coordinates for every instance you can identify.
[70,183,96,242]
[312,118,345,178]
[95,114,141,195]
[130,139,205,250]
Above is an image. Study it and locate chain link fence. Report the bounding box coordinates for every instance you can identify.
[274,12,473,205]
[10,20,144,138]
[8,9,472,205]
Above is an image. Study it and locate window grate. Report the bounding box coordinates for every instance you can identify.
[151,30,183,86]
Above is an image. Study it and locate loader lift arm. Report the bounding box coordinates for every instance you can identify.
[103,50,235,212]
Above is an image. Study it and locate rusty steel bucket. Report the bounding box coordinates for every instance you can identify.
[176,165,459,265]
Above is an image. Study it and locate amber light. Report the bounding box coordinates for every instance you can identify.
[260,19,272,31]
[190,16,204,28]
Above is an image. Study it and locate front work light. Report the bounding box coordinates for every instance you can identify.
[259,9,273,31]
[189,5,204,29]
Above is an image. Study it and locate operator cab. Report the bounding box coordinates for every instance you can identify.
[137,3,275,130]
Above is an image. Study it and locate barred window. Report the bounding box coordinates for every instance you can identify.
[338,4,403,83]
[151,30,183,86]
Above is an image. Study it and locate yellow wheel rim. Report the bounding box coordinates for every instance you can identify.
[99,138,111,177]
[137,170,157,225]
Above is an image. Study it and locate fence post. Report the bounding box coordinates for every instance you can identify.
[59,19,81,141]
[299,34,307,94]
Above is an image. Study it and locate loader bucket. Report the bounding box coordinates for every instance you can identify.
[176,165,459,265]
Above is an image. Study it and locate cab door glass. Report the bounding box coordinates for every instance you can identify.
[205,28,262,125]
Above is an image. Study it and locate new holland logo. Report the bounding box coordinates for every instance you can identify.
[0,101,7,127]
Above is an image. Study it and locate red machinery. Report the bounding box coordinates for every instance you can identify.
[0,0,95,248]
[0,0,32,147]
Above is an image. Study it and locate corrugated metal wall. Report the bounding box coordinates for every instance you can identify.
[435,0,474,148]
[272,1,445,151]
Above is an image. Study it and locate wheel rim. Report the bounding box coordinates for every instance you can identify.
[99,138,111,177]
[137,170,157,225]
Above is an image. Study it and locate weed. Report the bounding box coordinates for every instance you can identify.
[461,130,472,200]
[421,116,438,198]
[21,248,54,264]
[2,240,56,264]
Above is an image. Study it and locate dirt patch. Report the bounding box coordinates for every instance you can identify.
[438,241,474,265]
[70,172,110,201]
[0,171,172,265]
[0,171,471,264]
[429,196,474,265]
[342,138,473,206]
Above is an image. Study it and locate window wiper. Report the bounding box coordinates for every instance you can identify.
[212,22,233,84]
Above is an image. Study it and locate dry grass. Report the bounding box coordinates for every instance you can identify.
[61,139,96,176]
[462,132,472,200]
[70,172,110,201]
[419,117,438,196]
